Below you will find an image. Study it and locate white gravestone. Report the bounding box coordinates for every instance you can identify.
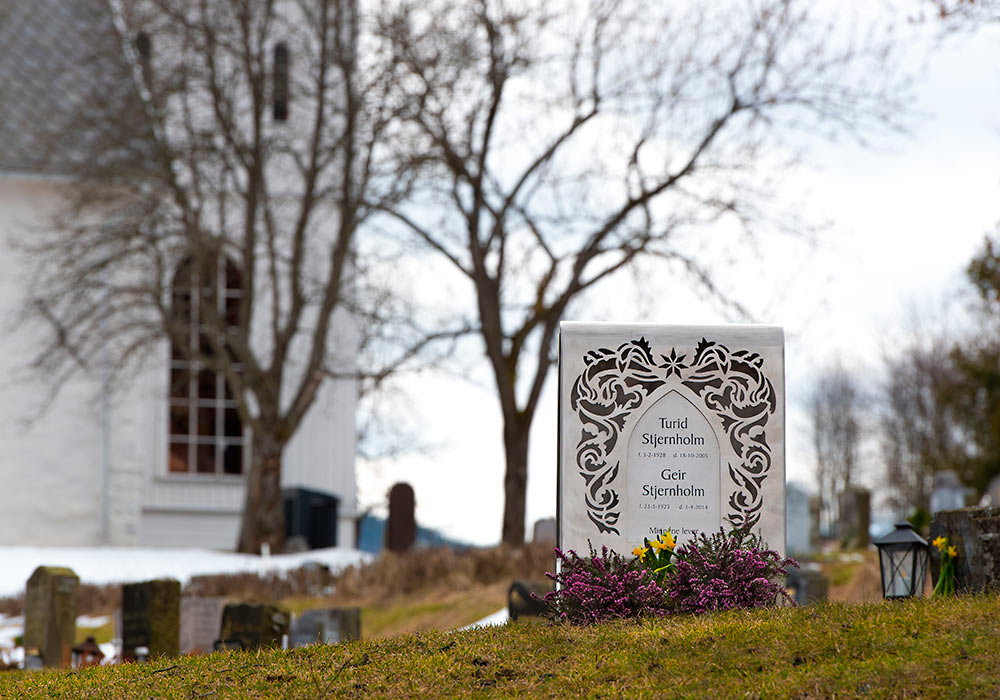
[558,323,786,557]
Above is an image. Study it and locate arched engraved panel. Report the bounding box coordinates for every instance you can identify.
[626,390,720,545]
[571,337,777,534]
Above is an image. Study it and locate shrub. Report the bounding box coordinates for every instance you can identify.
[668,524,798,614]
[543,544,670,624]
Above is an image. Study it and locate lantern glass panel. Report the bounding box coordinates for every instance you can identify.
[878,542,928,598]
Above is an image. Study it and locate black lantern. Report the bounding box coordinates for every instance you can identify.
[873,522,929,599]
[71,636,105,668]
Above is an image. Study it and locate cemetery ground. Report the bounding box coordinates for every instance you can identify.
[0,594,999,698]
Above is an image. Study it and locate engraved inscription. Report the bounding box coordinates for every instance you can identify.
[627,390,720,544]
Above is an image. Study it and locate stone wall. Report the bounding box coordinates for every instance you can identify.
[929,506,1000,593]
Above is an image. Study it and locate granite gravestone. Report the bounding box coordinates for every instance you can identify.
[558,323,786,556]
[23,566,79,668]
[837,486,871,548]
[218,603,289,650]
[929,506,1000,593]
[386,482,416,553]
[180,597,229,655]
[786,481,811,555]
[122,579,181,660]
[532,517,557,544]
[289,608,361,647]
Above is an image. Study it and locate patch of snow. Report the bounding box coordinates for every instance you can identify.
[460,607,509,630]
[76,615,110,628]
[0,546,373,598]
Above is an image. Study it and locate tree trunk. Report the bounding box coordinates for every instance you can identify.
[501,417,530,545]
[237,433,286,553]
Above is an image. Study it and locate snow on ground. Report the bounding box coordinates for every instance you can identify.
[461,607,509,630]
[0,546,373,599]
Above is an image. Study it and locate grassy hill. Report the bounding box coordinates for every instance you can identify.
[3,595,999,699]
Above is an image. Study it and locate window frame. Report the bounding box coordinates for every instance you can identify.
[167,255,246,478]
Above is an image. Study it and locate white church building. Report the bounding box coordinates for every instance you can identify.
[0,1,358,550]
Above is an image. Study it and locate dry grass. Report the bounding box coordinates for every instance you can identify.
[4,595,1000,698]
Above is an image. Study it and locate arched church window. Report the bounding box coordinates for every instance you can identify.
[273,42,289,121]
[168,255,245,475]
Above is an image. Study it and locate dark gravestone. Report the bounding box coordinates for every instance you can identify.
[785,566,829,605]
[837,487,871,548]
[508,581,551,620]
[289,608,361,647]
[180,597,229,655]
[532,518,556,544]
[23,566,78,668]
[930,506,1000,592]
[219,603,289,650]
[386,482,416,553]
[122,579,181,661]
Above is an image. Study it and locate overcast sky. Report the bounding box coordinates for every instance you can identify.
[357,14,1000,547]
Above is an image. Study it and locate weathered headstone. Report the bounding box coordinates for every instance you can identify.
[837,486,871,548]
[930,470,973,514]
[180,596,229,655]
[122,579,181,661]
[23,566,79,668]
[386,482,416,553]
[289,608,361,647]
[532,518,556,544]
[218,603,289,650]
[558,324,786,556]
[929,506,1000,592]
[785,565,829,606]
[786,482,811,555]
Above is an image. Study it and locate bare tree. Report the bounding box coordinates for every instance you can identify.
[18,0,413,552]
[879,331,965,515]
[808,360,868,536]
[928,0,1000,24]
[377,0,907,543]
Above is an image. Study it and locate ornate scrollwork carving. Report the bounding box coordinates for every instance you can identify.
[570,337,777,535]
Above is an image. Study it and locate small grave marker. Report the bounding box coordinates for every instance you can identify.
[23,566,79,668]
[180,597,229,655]
[386,482,416,552]
[122,579,181,661]
[219,603,289,650]
[289,608,361,646]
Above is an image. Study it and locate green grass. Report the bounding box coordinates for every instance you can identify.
[3,595,1000,699]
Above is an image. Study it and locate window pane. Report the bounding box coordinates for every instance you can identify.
[199,332,214,358]
[196,443,216,473]
[197,370,217,400]
[168,403,189,436]
[171,293,192,327]
[169,369,189,399]
[223,443,243,474]
[197,406,217,437]
[225,294,240,328]
[225,259,242,291]
[168,441,189,473]
[224,408,242,437]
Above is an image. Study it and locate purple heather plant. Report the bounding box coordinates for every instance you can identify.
[543,543,670,624]
[668,523,798,614]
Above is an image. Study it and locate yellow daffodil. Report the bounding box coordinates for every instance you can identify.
[651,539,669,553]
[632,546,648,562]
[659,531,676,550]
[932,536,947,552]
[948,545,958,558]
